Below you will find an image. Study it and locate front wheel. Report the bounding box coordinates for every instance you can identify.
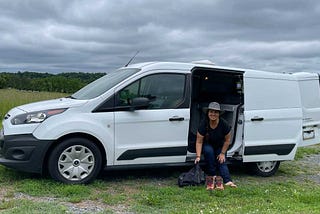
[48,138,102,184]
[248,161,280,177]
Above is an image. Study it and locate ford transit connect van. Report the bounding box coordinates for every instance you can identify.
[1,61,319,184]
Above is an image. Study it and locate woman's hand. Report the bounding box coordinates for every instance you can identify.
[194,156,201,164]
[217,153,226,163]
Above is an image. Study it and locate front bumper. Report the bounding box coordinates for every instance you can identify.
[0,129,54,174]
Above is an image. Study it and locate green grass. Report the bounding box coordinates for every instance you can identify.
[1,155,319,214]
[295,145,320,160]
[16,179,92,203]
[0,200,67,214]
[0,89,320,213]
[133,182,320,213]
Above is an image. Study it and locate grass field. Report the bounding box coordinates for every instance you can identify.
[0,89,320,213]
[0,149,319,214]
[0,89,67,128]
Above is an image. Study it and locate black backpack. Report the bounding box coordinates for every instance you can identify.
[178,163,205,187]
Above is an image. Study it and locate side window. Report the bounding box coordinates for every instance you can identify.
[118,81,140,106]
[117,73,186,109]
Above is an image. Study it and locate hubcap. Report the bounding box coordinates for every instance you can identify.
[58,145,95,181]
[256,161,277,173]
[73,159,80,167]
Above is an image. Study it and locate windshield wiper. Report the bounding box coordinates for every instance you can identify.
[65,95,76,99]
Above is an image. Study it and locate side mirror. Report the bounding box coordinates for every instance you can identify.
[130,97,150,110]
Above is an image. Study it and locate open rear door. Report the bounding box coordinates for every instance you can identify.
[243,71,303,162]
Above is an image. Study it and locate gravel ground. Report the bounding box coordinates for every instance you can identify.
[297,154,320,184]
[12,192,130,214]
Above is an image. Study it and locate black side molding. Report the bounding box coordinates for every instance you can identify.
[244,144,295,156]
[117,146,187,160]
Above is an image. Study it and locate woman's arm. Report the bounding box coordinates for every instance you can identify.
[194,132,204,163]
[217,132,231,164]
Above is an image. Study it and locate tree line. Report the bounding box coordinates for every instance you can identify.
[0,71,105,93]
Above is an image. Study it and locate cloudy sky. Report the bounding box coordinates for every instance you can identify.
[0,0,319,74]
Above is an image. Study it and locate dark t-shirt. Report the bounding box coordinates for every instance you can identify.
[198,118,231,149]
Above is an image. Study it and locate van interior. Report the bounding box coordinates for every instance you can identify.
[188,68,244,153]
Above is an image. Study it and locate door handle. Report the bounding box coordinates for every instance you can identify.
[251,117,264,121]
[169,117,184,121]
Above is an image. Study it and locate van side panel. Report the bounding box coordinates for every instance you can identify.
[294,73,320,147]
[243,74,303,162]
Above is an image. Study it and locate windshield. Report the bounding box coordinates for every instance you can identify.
[72,68,140,100]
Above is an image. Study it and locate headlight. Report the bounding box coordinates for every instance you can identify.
[11,108,67,125]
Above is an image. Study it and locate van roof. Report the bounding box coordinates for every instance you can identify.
[292,72,319,80]
[125,61,316,81]
[126,61,246,72]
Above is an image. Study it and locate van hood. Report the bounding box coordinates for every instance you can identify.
[17,97,88,113]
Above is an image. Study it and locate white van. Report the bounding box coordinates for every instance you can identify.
[1,61,319,184]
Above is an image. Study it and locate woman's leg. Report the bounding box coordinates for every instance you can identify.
[215,148,232,183]
[202,143,217,176]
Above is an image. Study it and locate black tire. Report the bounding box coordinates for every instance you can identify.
[247,161,280,177]
[48,137,102,184]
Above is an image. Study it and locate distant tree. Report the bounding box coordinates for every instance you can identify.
[0,71,104,93]
[0,76,5,88]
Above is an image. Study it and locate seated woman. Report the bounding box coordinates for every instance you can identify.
[194,102,237,190]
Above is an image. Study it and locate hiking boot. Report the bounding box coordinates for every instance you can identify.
[206,176,215,190]
[215,176,224,190]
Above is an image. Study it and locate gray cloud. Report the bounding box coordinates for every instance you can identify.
[0,0,319,73]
